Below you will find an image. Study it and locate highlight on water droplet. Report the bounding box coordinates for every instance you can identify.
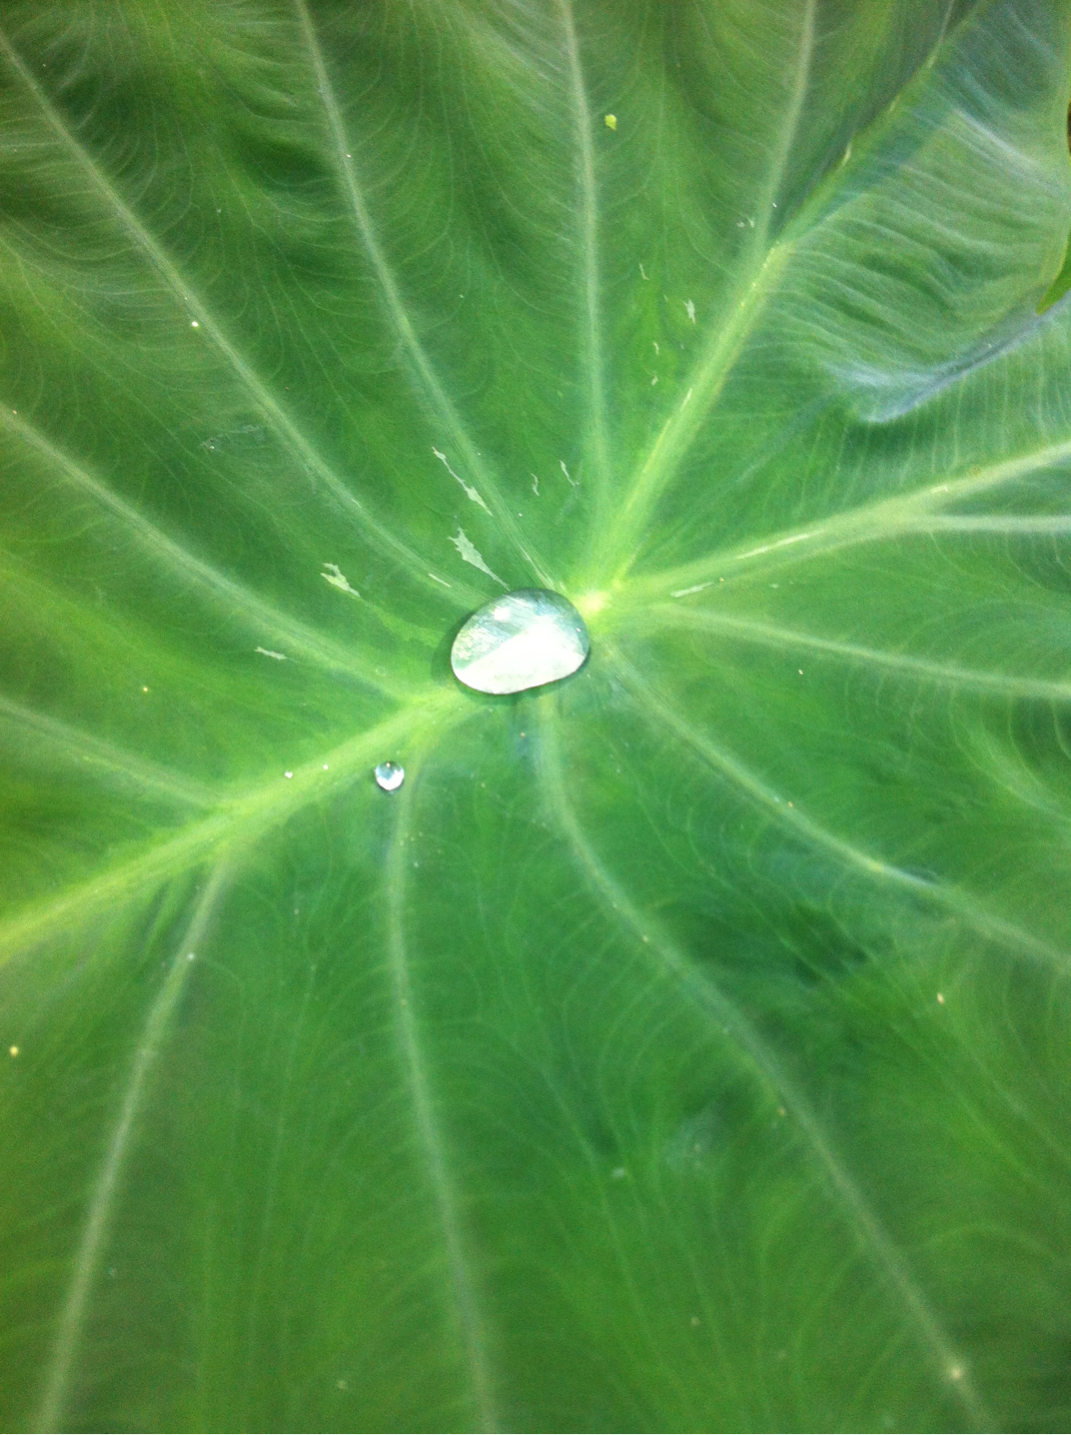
[374,761,405,792]
[450,588,590,695]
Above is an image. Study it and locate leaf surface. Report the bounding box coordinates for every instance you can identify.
[2,1,1071,1429]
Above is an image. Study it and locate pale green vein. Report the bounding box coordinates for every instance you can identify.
[241,962,317,1425]
[585,0,815,587]
[751,0,816,255]
[0,691,463,963]
[605,644,933,893]
[924,515,1071,536]
[0,693,216,808]
[557,0,610,525]
[385,748,498,1433]
[293,0,553,591]
[608,646,1070,973]
[927,0,957,67]
[536,711,991,1432]
[620,437,1071,602]
[0,408,404,697]
[33,863,230,1435]
[590,242,792,585]
[0,25,453,596]
[642,607,1071,704]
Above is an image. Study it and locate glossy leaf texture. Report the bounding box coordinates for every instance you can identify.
[2,1,1071,1429]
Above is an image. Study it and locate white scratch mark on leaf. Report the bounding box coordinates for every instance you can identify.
[433,447,490,513]
[560,460,579,488]
[255,646,287,660]
[639,262,649,280]
[450,528,507,588]
[322,562,360,597]
[670,582,716,598]
[685,299,696,324]
[735,531,816,560]
[682,388,693,408]
[428,572,452,587]
[531,473,540,496]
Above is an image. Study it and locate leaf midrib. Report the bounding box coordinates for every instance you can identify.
[0,689,466,962]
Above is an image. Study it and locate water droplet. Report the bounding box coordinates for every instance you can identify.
[450,589,590,695]
[374,761,405,792]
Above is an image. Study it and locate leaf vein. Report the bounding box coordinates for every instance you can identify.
[536,711,991,1431]
[33,865,230,1435]
[0,24,451,596]
[385,749,499,1432]
[294,0,554,590]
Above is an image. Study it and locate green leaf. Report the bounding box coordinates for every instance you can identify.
[2,0,1071,1429]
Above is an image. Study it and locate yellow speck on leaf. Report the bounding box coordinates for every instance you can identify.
[604,114,617,130]
[9,1046,18,1057]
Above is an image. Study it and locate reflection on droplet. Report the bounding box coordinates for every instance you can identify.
[374,761,405,792]
[450,589,590,695]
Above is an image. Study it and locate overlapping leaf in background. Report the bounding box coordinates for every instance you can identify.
[1,0,1071,1429]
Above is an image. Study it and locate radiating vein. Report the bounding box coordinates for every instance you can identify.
[33,864,230,1435]
[751,0,816,254]
[557,0,610,523]
[590,242,792,585]
[293,0,553,591]
[623,436,1071,600]
[241,962,317,1423]
[0,24,452,596]
[587,0,815,586]
[0,693,217,807]
[385,751,498,1432]
[608,646,1070,973]
[605,645,933,893]
[536,712,991,1432]
[0,691,463,962]
[0,408,403,696]
[644,607,1071,704]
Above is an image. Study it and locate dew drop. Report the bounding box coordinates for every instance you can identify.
[374,761,405,792]
[450,589,590,695]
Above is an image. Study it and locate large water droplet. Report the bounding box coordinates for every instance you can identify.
[374,761,405,792]
[450,588,590,695]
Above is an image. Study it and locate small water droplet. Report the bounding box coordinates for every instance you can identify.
[374,761,405,792]
[450,589,590,695]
